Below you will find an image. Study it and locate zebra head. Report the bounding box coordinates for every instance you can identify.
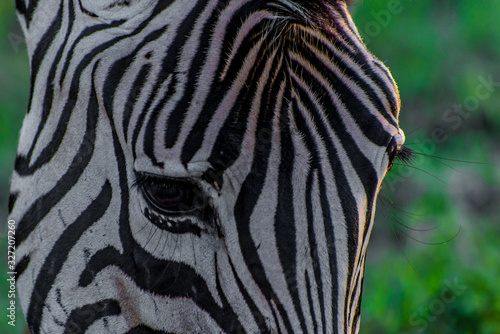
[10,0,405,333]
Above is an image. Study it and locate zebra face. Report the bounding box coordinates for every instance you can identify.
[11,0,404,333]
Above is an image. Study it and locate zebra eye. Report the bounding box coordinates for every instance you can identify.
[387,129,406,171]
[144,182,194,214]
[135,175,206,216]
[386,142,400,172]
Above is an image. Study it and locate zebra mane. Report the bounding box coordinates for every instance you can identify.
[270,0,353,33]
[258,0,356,36]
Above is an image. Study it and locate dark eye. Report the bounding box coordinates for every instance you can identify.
[144,182,195,214]
[387,129,407,172]
[387,143,413,172]
[386,139,400,172]
[135,174,208,216]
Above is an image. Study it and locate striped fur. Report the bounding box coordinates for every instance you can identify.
[10,0,405,333]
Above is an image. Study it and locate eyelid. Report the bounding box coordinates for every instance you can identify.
[394,128,405,151]
[134,159,212,179]
[132,172,197,189]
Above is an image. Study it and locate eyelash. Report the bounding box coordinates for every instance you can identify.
[395,145,414,164]
[131,173,156,189]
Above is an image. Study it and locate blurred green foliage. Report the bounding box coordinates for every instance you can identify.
[1,2,28,333]
[352,0,500,333]
[0,0,499,333]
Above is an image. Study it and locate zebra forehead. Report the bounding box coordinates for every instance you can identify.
[88,1,395,171]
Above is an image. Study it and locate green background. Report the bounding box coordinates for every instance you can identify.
[0,1,499,333]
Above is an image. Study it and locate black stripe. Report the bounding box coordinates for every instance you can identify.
[162,0,227,150]
[78,246,121,287]
[102,25,169,161]
[123,64,152,141]
[303,38,399,127]
[103,24,170,165]
[21,7,124,178]
[309,32,400,122]
[347,264,362,327]
[182,17,273,166]
[291,80,358,261]
[25,4,63,115]
[27,181,112,334]
[63,299,121,334]
[80,245,244,332]
[203,23,277,170]
[227,257,269,333]
[317,168,341,334]
[290,55,382,323]
[306,169,327,333]
[15,0,26,17]
[288,55,381,197]
[25,0,40,28]
[273,65,308,333]
[233,75,295,334]
[167,0,267,153]
[213,256,246,332]
[106,73,243,333]
[305,272,319,334]
[22,1,72,170]
[372,59,400,116]
[98,0,176,132]
[347,207,374,320]
[352,274,364,329]
[17,2,171,177]
[140,74,176,166]
[291,98,340,333]
[16,62,101,244]
[126,325,176,334]
[275,127,308,333]
[270,302,284,334]
[289,48,392,147]
[8,193,17,214]
[14,255,30,280]
[59,20,127,87]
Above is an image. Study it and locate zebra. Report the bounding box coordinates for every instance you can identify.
[9,0,406,333]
